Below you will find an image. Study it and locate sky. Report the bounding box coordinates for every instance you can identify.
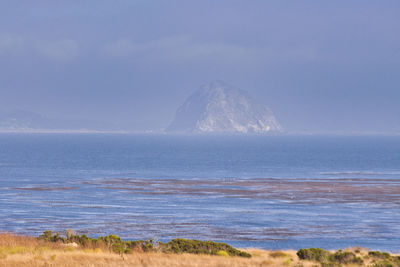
[0,0,399,133]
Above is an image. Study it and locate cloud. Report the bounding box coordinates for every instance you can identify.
[103,36,252,58]
[103,39,145,58]
[0,34,24,55]
[36,39,79,62]
[0,34,78,62]
[102,35,319,69]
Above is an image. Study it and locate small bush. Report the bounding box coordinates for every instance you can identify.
[283,258,294,266]
[65,229,76,240]
[369,252,400,267]
[163,239,251,258]
[373,260,395,267]
[38,231,53,242]
[126,240,155,252]
[39,231,66,243]
[36,231,251,257]
[111,242,126,254]
[297,248,364,266]
[216,250,229,257]
[369,251,392,259]
[297,248,330,262]
[329,251,363,265]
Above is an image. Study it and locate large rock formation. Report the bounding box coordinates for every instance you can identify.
[167,81,282,134]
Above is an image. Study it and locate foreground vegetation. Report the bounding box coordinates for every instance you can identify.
[297,248,400,267]
[38,230,251,257]
[0,231,399,267]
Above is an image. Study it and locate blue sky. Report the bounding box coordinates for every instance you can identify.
[0,0,399,133]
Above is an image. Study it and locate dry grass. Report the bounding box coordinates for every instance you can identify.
[1,249,304,267]
[0,233,398,267]
[0,233,306,267]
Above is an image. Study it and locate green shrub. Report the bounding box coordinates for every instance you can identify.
[329,251,363,265]
[126,240,155,252]
[36,231,250,257]
[38,230,65,243]
[65,229,76,240]
[163,239,251,258]
[297,248,330,262]
[104,235,121,244]
[38,230,54,241]
[216,250,229,257]
[111,242,126,254]
[297,248,365,266]
[373,260,395,267]
[369,253,400,267]
[369,251,392,259]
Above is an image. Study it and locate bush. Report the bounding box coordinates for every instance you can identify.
[65,229,76,240]
[163,239,251,258]
[373,260,395,267]
[297,248,330,262]
[369,251,392,259]
[126,240,154,252]
[329,251,363,265]
[111,242,126,254]
[297,248,364,266]
[39,230,53,241]
[368,251,400,267]
[36,231,250,257]
[38,230,65,243]
[216,250,229,257]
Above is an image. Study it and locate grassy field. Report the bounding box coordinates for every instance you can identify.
[0,233,398,267]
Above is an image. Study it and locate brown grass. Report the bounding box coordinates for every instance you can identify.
[0,233,398,267]
[0,233,307,267]
[1,249,306,267]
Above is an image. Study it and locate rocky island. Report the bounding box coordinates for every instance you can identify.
[167,81,282,134]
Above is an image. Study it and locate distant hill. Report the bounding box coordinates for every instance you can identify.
[166,81,282,134]
[0,110,116,132]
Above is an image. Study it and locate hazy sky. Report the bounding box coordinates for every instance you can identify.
[0,0,399,133]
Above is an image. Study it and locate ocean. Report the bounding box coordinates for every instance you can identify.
[0,133,399,251]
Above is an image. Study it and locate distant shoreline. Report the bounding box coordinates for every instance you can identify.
[0,129,132,134]
[0,129,399,136]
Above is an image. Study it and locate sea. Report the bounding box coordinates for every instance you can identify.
[0,133,399,251]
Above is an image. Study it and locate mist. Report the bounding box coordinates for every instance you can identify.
[0,0,399,133]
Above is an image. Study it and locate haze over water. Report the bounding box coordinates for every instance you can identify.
[0,134,399,251]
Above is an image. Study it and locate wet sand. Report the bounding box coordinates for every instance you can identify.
[78,177,400,204]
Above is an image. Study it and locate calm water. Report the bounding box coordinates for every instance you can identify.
[0,134,399,251]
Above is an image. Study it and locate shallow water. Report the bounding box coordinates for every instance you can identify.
[0,134,399,251]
